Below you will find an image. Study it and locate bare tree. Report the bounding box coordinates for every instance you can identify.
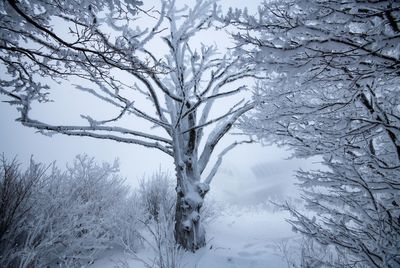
[0,0,256,251]
[227,0,400,267]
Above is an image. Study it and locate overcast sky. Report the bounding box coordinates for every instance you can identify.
[0,0,318,204]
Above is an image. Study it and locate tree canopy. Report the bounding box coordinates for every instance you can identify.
[229,0,400,266]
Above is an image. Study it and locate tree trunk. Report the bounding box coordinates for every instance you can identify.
[172,102,211,251]
[174,176,209,251]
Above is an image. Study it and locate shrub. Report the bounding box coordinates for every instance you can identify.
[138,170,175,223]
[0,155,134,267]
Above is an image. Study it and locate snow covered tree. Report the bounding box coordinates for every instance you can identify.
[0,0,256,251]
[227,0,400,267]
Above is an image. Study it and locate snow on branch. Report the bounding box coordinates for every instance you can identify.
[230,0,400,265]
[198,102,255,174]
[21,118,173,155]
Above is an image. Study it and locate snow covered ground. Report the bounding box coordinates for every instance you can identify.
[90,206,297,268]
[194,207,295,268]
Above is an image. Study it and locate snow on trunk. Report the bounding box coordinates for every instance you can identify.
[171,101,210,251]
[174,177,208,251]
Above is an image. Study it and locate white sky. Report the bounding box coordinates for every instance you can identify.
[0,0,318,204]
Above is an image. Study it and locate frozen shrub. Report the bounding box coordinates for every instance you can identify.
[138,170,175,223]
[0,155,136,267]
[111,192,144,253]
[278,236,354,268]
[143,204,183,268]
[109,170,183,268]
[0,156,47,267]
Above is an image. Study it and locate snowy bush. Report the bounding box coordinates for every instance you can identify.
[0,156,47,267]
[110,192,144,254]
[0,155,135,267]
[107,170,182,268]
[278,236,356,268]
[141,204,184,268]
[138,170,175,223]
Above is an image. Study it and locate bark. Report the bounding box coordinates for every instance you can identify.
[173,164,209,251]
[174,189,205,251]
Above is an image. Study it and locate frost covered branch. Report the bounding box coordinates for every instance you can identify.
[231,0,400,266]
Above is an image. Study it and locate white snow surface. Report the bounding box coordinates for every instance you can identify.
[90,207,295,268]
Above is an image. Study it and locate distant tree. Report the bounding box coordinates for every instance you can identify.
[0,0,256,251]
[227,0,400,267]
